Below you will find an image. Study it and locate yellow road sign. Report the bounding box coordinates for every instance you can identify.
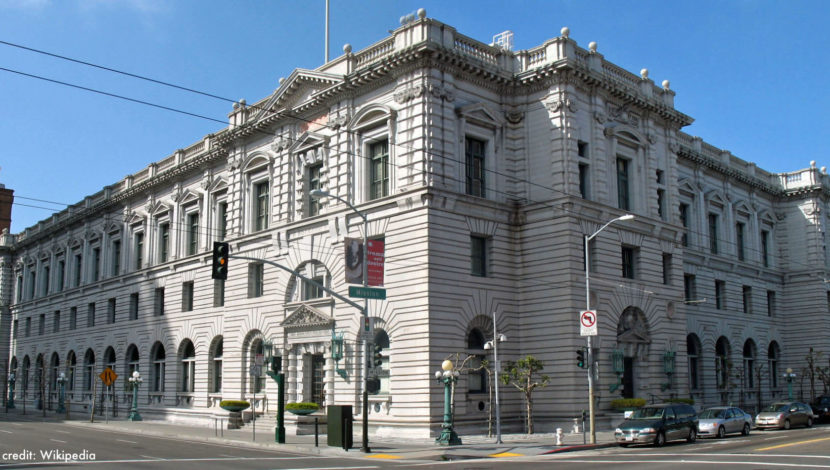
[99,367,117,387]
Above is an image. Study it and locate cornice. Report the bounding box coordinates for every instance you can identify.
[677,147,783,197]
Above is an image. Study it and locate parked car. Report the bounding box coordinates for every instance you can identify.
[812,395,830,423]
[697,406,752,438]
[755,402,815,430]
[615,403,698,447]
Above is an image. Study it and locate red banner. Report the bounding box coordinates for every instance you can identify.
[344,238,385,286]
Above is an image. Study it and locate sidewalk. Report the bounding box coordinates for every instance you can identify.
[1,407,617,460]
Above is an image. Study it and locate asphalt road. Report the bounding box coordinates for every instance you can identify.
[1,416,829,469]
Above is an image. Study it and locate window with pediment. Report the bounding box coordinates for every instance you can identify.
[243,155,271,233]
[350,105,395,203]
[457,103,502,201]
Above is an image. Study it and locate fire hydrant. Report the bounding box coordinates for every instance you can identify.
[555,427,564,446]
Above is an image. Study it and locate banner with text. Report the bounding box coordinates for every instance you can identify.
[345,237,384,286]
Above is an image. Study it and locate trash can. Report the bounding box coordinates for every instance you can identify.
[327,405,353,449]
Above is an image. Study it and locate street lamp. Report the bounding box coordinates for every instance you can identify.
[56,373,67,414]
[434,360,461,445]
[6,373,14,410]
[483,311,506,443]
[784,368,796,401]
[584,213,634,444]
[310,188,372,453]
[128,371,143,421]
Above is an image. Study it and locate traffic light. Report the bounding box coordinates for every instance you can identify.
[576,348,586,369]
[373,344,383,367]
[212,242,229,280]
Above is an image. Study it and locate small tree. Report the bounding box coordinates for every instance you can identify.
[500,355,549,434]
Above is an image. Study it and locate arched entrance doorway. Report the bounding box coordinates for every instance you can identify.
[616,307,651,399]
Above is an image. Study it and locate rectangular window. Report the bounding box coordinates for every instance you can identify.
[25,317,31,337]
[92,247,101,282]
[87,302,96,327]
[27,269,35,299]
[53,310,60,333]
[217,202,228,241]
[254,181,270,231]
[112,240,121,276]
[42,266,50,296]
[679,203,689,247]
[616,157,630,211]
[684,274,696,302]
[736,222,745,261]
[16,275,23,303]
[107,298,116,324]
[159,223,170,263]
[69,307,77,330]
[38,313,45,335]
[465,137,486,198]
[308,163,323,216]
[182,281,194,312]
[742,285,752,314]
[578,163,590,199]
[761,230,770,267]
[129,293,139,320]
[708,213,719,254]
[56,259,65,292]
[134,232,144,270]
[302,276,325,301]
[73,253,83,287]
[12,319,18,339]
[154,287,165,316]
[470,235,488,277]
[187,212,199,256]
[715,280,726,310]
[370,139,390,200]
[621,246,636,279]
[248,263,264,298]
[767,290,776,317]
[662,253,672,285]
[577,140,588,158]
[657,189,666,220]
[213,279,225,307]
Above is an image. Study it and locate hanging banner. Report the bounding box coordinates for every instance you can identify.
[345,238,385,286]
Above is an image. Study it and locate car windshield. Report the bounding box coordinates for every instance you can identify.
[699,409,726,419]
[762,404,789,412]
[630,407,665,419]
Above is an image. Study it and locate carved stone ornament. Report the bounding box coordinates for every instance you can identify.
[546,99,575,113]
[200,175,212,190]
[394,85,425,104]
[281,304,334,330]
[594,111,607,124]
[504,111,524,124]
[428,84,454,102]
[327,114,349,129]
[668,142,680,153]
[617,307,651,344]
[228,154,242,171]
[647,133,657,145]
[271,136,291,153]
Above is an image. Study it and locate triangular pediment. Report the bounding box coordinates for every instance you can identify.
[281,304,333,330]
[457,103,504,128]
[252,69,343,122]
[290,131,328,154]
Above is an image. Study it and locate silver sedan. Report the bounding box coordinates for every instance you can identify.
[697,406,752,438]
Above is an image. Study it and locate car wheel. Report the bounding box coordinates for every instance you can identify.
[655,431,666,447]
[717,426,726,439]
[742,423,750,436]
[807,417,813,428]
[687,427,697,443]
[783,419,791,430]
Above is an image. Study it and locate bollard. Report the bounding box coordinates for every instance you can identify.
[572,417,580,434]
[556,428,563,446]
[314,417,319,447]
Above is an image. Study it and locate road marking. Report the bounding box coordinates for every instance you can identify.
[218,454,238,458]
[763,435,788,440]
[0,430,11,434]
[365,454,402,459]
[49,439,66,444]
[553,458,830,468]
[490,452,524,457]
[757,436,830,451]
[54,430,71,434]
[139,455,165,460]
[116,439,138,444]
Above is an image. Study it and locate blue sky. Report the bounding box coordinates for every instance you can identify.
[1,0,827,233]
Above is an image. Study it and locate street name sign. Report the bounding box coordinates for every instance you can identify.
[580,310,598,336]
[349,286,386,300]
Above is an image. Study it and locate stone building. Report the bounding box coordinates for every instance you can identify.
[4,11,829,437]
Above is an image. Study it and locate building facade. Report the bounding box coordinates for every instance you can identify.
[4,11,830,437]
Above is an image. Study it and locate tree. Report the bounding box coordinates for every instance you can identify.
[500,355,549,434]
[804,348,825,403]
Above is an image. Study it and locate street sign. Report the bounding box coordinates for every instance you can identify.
[580,310,597,336]
[99,368,118,387]
[349,286,386,300]
[250,365,262,377]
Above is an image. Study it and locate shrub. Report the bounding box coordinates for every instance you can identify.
[286,402,320,411]
[219,400,250,410]
[610,398,646,410]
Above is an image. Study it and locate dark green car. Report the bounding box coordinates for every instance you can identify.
[615,403,699,447]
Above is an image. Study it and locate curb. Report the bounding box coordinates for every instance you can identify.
[541,443,618,454]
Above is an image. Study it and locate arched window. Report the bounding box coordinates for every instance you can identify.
[83,349,95,391]
[743,339,757,389]
[209,337,223,394]
[768,341,780,389]
[66,351,76,392]
[50,352,60,392]
[249,338,264,393]
[125,344,140,377]
[373,329,391,395]
[22,356,30,391]
[179,339,196,393]
[715,337,731,390]
[34,354,44,394]
[687,334,702,390]
[151,342,166,392]
[466,328,487,394]
[104,346,116,375]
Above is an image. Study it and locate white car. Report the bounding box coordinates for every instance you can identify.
[697,406,752,438]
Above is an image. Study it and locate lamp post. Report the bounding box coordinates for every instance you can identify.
[784,368,796,401]
[6,373,14,410]
[584,214,634,444]
[434,360,461,445]
[483,311,506,443]
[56,373,66,414]
[310,188,371,453]
[127,371,143,421]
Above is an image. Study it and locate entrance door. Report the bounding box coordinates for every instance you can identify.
[311,354,325,406]
[622,357,634,399]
